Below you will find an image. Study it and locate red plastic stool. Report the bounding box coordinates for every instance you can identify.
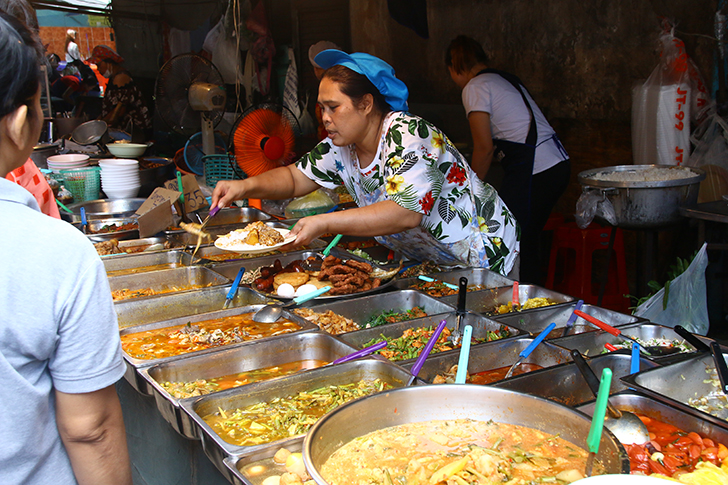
[545,222,630,313]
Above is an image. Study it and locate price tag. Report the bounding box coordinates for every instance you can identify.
[164,174,208,214]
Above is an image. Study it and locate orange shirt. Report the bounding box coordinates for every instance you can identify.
[6,160,61,219]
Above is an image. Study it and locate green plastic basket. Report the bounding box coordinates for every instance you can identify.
[203,154,245,189]
[59,166,101,203]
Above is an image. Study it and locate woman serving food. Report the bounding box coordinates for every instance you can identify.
[212,50,519,276]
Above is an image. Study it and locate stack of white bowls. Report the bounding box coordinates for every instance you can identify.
[99,158,141,199]
[47,154,90,173]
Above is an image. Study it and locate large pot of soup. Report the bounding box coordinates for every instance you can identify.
[303,385,629,484]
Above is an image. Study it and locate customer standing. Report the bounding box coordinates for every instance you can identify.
[446,35,570,284]
[0,11,132,485]
[65,28,81,62]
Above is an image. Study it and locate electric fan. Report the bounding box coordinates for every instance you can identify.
[229,103,301,177]
[155,53,226,156]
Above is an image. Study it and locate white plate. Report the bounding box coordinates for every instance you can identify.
[214,227,296,254]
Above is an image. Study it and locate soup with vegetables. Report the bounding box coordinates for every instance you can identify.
[320,419,603,485]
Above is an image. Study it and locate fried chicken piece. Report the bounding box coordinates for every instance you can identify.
[328,284,357,295]
[344,259,372,273]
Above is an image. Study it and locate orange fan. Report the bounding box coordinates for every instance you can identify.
[230,104,298,177]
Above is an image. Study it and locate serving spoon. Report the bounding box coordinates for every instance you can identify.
[571,349,649,445]
[251,286,331,323]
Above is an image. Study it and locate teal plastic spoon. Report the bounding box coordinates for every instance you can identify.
[585,367,612,476]
[454,325,473,383]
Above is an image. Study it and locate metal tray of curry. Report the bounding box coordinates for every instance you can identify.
[119,305,318,394]
[494,301,645,339]
[114,286,269,330]
[441,283,574,316]
[337,311,524,365]
[494,352,659,407]
[108,265,230,302]
[103,249,194,277]
[295,289,456,334]
[179,359,411,477]
[549,321,708,361]
[139,332,359,439]
[621,346,728,431]
[402,336,571,385]
[392,267,513,297]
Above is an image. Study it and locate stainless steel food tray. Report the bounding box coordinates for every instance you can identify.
[550,322,708,361]
[621,346,728,430]
[140,332,359,439]
[321,234,408,268]
[401,336,571,384]
[179,359,411,478]
[119,305,317,394]
[299,289,456,329]
[73,217,139,242]
[190,245,251,264]
[108,265,230,302]
[62,197,146,222]
[224,438,304,485]
[337,311,524,365]
[392,267,513,294]
[103,249,193,277]
[494,302,645,339]
[443,283,575,316]
[114,286,268,330]
[190,207,273,227]
[99,237,173,255]
[214,249,396,301]
[577,391,728,446]
[494,352,659,407]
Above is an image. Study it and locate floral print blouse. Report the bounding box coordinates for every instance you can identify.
[295,111,519,275]
[102,70,152,132]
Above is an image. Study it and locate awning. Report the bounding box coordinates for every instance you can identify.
[32,0,111,16]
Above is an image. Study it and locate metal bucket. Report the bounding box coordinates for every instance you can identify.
[578,165,705,228]
[303,385,630,483]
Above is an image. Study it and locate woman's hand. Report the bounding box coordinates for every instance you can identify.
[284,214,329,250]
[211,180,247,209]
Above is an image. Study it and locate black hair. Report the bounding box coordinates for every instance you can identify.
[71,59,99,88]
[323,65,391,115]
[0,12,42,120]
[445,35,490,74]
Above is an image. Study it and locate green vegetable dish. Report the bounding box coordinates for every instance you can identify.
[365,306,428,328]
[202,379,391,446]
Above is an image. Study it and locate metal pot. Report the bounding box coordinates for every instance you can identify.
[578,165,706,229]
[303,385,630,483]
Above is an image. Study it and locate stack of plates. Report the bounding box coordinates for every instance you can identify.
[47,154,90,173]
[99,158,141,199]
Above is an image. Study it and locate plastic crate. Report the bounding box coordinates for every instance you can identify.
[203,154,245,189]
[59,166,101,203]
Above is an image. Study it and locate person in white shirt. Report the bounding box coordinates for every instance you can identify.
[65,28,80,62]
[446,35,570,284]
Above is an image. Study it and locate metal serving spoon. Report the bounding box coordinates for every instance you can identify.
[251,286,331,323]
[571,349,649,445]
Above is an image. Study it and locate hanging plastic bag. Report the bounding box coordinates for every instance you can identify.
[633,243,709,335]
[632,25,710,166]
[686,111,728,202]
[574,188,617,229]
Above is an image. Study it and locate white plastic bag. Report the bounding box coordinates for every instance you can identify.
[632,28,710,166]
[633,243,709,335]
[686,111,728,202]
[574,189,617,229]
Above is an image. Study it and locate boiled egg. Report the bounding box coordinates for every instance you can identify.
[277,283,295,298]
[294,284,317,297]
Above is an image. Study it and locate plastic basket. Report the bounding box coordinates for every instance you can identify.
[59,166,101,203]
[203,154,245,189]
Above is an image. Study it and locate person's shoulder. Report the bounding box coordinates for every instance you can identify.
[112,71,132,87]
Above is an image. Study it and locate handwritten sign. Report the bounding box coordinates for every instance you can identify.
[164,174,208,214]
